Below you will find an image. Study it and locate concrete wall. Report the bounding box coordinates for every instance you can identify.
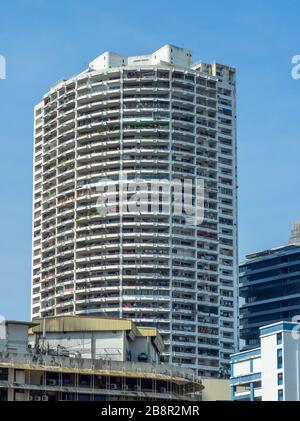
[89,45,192,71]
[130,336,159,363]
[0,324,29,354]
[232,356,261,378]
[29,330,158,363]
[282,331,300,401]
[31,331,125,361]
[261,329,300,401]
[93,331,124,361]
[153,45,192,67]
[261,333,280,401]
[90,52,126,70]
[201,379,230,401]
[32,331,92,358]
[253,356,261,373]
[232,359,250,377]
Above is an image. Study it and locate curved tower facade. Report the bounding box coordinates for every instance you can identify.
[32,45,238,377]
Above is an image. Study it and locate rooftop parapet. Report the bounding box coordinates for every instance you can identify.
[89,44,193,71]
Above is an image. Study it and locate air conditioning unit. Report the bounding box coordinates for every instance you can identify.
[42,395,49,401]
[160,387,167,393]
[29,396,34,401]
[34,396,41,401]
[111,384,117,390]
[49,379,56,386]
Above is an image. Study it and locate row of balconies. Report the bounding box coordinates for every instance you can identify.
[74,84,216,103]
[36,150,219,173]
[37,97,215,135]
[40,248,218,263]
[68,99,216,120]
[37,207,221,227]
[43,93,216,120]
[74,70,215,86]
[38,260,219,278]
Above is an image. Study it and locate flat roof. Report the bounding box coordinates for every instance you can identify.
[31,315,134,333]
[6,320,38,327]
[259,321,298,336]
[230,347,261,362]
[241,243,300,265]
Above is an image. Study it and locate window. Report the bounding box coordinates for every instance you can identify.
[278,373,283,386]
[278,389,284,401]
[277,349,283,369]
[277,333,282,345]
[0,368,8,381]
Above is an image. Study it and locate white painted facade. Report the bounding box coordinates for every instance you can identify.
[31,44,238,377]
[231,321,300,401]
[89,45,193,71]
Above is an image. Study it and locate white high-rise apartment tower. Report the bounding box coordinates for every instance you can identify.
[32,45,238,377]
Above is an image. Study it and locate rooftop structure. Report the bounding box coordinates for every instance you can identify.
[289,220,300,245]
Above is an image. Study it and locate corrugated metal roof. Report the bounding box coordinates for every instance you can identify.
[30,316,163,351]
[31,316,134,334]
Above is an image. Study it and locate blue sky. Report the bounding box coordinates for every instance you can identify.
[1,0,300,319]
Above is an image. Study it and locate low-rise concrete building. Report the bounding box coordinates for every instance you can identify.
[0,316,202,401]
[28,316,163,363]
[231,321,300,401]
